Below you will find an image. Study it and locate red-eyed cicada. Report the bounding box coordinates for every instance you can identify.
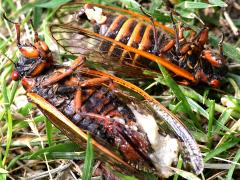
[5,14,204,178]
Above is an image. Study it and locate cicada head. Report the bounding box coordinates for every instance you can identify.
[193,51,228,87]
[3,15,53,81]
[179,27,228,87]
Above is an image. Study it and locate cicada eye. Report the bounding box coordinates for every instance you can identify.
[210,79,220,87]
[11,70,20,81]
[21,77,35,90]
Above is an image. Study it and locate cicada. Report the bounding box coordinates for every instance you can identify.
[50,2,228,87]
[6,15,203,178]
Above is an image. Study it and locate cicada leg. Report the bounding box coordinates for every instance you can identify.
[42,56,85,87]
[191,27,209,47]
[201,50,224,68]
[64,76,112,113]
[170,12,180,55]
[159,39,175,54]
[159,17,185,55]
[178,22,184,40]
[75,88,82,113]
[176,79,191,86]
[218,33,224,57]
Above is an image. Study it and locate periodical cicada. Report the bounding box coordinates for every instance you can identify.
[5,14,204,178]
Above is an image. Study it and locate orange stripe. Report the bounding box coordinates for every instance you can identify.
[108,18,136,56]
[121,22,145,62]
[133,25,153,63]
[104,15,126,36]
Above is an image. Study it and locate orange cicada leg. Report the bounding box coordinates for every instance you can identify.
[159,39,175,54]
[192,27,209,46]
[67,76,111,113]
[202,50,225,68]
[42,56,85,87]
[75,88,82,113]
[180,43,191,55]
[201,34,226,68]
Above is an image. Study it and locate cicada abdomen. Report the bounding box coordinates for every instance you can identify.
[51,3,228,87]
[8,15,204,178]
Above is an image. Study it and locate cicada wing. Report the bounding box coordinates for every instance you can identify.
[50,24,151,80]
[50,23,195,82]
[27,92,152,177]
[117,84,204,175]
[80,69,204,175]
[50,24,136,64]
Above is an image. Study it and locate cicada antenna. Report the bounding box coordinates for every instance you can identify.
[2,13,21,46]
[29,19,40,42]
[140,6,159,54]
[218,33,224,57]
[1,50,17,67]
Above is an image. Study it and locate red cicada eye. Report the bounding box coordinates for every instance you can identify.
[21,77,35,90]
[210,79,220,87]
[12,70,20,81]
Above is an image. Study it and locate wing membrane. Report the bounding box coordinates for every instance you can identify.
[78,68,204,175]
[50,24,155,79]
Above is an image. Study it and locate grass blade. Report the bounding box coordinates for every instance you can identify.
[29,142,80,159]
[2,109,13,166]
[45,118,53,146]
[214,109,232,134]
[158,65,200,127]
[35,0,71,8]
[226,149,240,180]
[82,133,94,180]
[9,81,19,105]
[207,100,215,148]
[204,138,240,162]
[173,156,183,180]
[170,167,201,180]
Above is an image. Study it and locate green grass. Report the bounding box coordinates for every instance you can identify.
[0,0,240,179]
